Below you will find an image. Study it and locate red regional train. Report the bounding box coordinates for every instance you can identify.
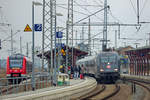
[6,53,32,80]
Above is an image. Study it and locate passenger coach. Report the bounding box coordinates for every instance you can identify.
[76,52,120,82]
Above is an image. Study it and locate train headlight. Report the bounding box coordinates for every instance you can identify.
[10,70,12,72]
[100,69,104,72]
[20,70,23,72]
[114,69,118,71]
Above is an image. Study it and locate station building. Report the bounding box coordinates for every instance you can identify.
[125,46,150,76]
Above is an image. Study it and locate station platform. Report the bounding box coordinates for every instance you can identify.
[121,74,150,81]
[0,77,97,100]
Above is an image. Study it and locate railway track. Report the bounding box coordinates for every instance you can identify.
[122,78,150,100]
[75,84,120,100]
[122,78,150,92]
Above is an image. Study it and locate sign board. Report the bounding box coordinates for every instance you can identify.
[35,24,42,31]
[56,43,65,48]
[24,24,32,32]
[56,31,63,38]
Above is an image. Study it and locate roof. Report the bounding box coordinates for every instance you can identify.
[116,46,134,51]
[37,45,88,59]
[125,46,150,52]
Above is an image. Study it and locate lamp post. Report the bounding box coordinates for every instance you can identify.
[32,1,42,91]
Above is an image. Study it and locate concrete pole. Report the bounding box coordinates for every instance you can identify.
[11,29,13,55]
[66,21,69,73]
[137,0,140,24]
[115,30,117,49]
[54,1,57,85]
[26,42,29,57]
[149,33,150,46]
[82,26,84,43]
[32,1,35,91]
[88,17,91,55]
[72,28,74,68]
[42,0,45,72]
[75,30,77,45]
[50,0,54,84]
[102,0,108,51]
[20,36,22,54]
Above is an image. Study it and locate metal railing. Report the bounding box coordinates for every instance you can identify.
[0,75,51,96]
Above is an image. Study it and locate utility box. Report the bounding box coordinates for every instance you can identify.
[57,73,70,86]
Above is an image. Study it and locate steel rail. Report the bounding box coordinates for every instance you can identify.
[121,78,150,92]
[77,84,120,100]
[78,85,106,100]
[101,84,120,100]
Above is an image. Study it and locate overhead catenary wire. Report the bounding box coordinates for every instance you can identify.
[1,30,20,43]
[140,0,148,16]
[129,0,137,16]
[74,6,109,25]
[75,0,103,21]
[93,0,103,7]
[57,6,108,34]
[108,9,123,24]
[98,0,104,4]
[57,5,89,16]
[56,3,102,7]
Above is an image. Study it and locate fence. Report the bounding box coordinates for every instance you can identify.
[0,74,51,96]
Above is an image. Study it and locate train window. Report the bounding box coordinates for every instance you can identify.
[101,56,116,63]
[9,59,23,68]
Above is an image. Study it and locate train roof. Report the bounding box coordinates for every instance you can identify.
[76,55,96,64]
[97,51,118,56]
[8,53,24,58]
[8,53,31,60]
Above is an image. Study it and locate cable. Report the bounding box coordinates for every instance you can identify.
[93,0,103,7]
[98,0,104,4]
[56,4,102,7]
[74,1,103,21]
[129,0,137,16]
[74,6,108,25]
[0,27,9,34]
[140,0,148,16]
[1,30,20,43]
[58,6,108,33]
[57,5,89,16]
[108,9,123,24]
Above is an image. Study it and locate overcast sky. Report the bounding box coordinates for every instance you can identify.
[0,0,150,58]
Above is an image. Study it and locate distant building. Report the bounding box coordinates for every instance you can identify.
[34,56,42,69]
[115,46,134,55]
[0,59,6,69]
[77,43,88,52]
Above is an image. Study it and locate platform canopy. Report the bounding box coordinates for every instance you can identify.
[37,45,88,59]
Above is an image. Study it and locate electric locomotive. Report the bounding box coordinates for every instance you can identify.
[76,52,120,82]
[6,53,32,80]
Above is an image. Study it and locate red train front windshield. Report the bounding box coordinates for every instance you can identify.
[9,59,23,68]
